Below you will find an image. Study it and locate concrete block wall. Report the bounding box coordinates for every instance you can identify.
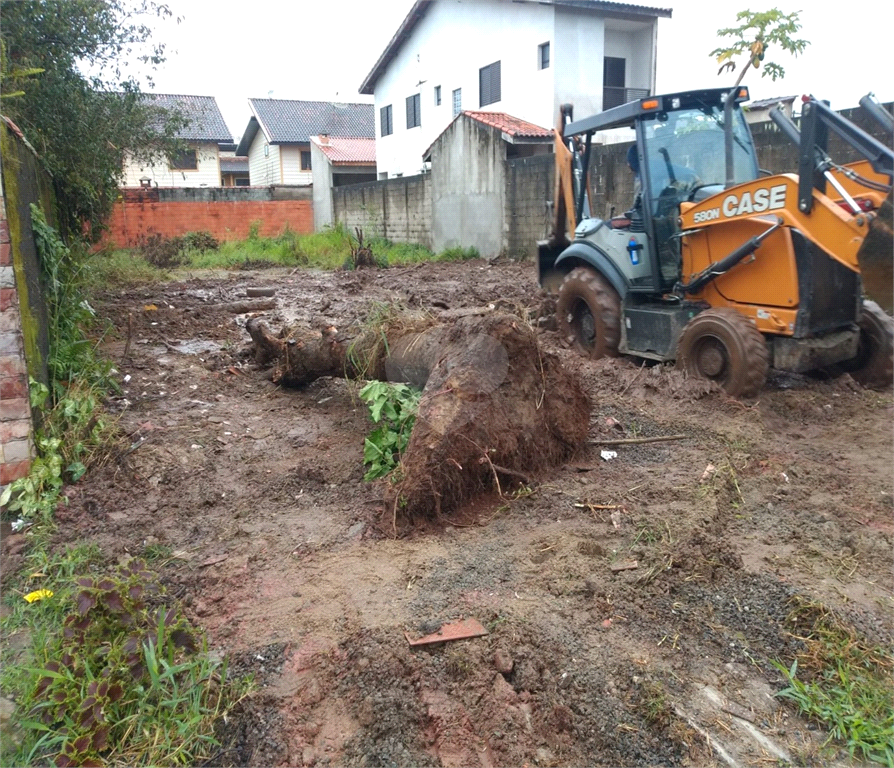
[506,154,558,259]
[333,176,433,249]
[0,213,34,488]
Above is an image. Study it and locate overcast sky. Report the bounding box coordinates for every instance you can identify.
[139,0,894,142]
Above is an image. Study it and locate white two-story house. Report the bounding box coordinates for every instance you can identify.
[359,0,671,178]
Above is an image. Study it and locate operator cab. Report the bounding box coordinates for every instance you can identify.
[560,87,760,292]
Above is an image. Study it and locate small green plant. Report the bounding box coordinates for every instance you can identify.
[10,559,246,767]
[437,245,480,261]
[773,598,893,766]
[359,381,421,480]
[2,210,118,522]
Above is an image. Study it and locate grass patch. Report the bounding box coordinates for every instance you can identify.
[86,223,480,282]
[774,596,893,766]
[83,248,166,289]
[1,551,250,767]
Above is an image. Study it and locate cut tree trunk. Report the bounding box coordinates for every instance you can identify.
[246,312,590,521]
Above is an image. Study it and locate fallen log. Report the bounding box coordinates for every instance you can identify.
[247,312,590,522]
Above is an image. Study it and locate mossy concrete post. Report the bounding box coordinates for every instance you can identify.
[0,117,53,489]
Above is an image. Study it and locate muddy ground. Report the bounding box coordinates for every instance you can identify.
[10,260,894,766]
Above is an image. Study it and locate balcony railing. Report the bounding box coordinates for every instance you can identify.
[603,87,650,110]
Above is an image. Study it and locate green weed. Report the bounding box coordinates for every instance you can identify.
[774,598,893,766]
[359,380,420,481]
[3,558,249,767]
[2,210,118,522]
[83,248,165,289]
[437,245,480,261]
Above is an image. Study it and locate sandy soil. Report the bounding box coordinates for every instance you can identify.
[11,260,893,767]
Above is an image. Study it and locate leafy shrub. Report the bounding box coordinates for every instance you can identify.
[359,381,421,480]
[137,233,187,268]
[23,559,238,767]
[181,231,219,252]
[137,231,218,268]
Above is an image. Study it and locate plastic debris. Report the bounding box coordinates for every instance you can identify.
[600,450,618,461]
[24,589,53,603]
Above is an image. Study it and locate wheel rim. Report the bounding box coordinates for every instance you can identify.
[571,299,596,351]
[691,335,730,382]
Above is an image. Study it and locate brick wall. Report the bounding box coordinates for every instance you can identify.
[102,187,314,248]
[0,213,34,487]
[332,176,432,249]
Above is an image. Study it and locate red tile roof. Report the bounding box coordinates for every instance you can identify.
[422,111,553,160]
[462,111,552,138]
[311,136,376,165]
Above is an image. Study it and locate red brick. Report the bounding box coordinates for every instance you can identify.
[0,288,17,312]
[0,241,10,267]
[0,417,32,440]
[0,376,28,401]
[0,355,27,377]
[1,458,31,485]
[0,219,9,244]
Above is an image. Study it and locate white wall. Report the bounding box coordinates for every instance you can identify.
[372,0,659,178]
[554,7,605,117]
[373,0,556,178]
[311,142,334,230]
[281,146,312,185]
[122,143,221,187]
[247,132,282,185]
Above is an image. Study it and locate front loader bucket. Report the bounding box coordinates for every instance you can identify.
[858,196,894,313]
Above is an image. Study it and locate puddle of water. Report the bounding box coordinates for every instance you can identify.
[172,340,222,355]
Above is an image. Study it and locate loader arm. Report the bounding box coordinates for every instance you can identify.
[768,97,893,215]
[547,104,578,249]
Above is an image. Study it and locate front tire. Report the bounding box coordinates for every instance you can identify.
[839,301,894,389]
[676,308,769,397]
[556,267,621,358]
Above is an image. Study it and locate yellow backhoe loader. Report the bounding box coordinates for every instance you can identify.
[538,87,893,396]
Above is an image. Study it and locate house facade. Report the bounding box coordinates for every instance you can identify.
[360,0,671,178]
[122,94,233,187]
[235,99,375,187]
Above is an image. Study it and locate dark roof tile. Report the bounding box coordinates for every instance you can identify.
[251,99,374,143]
[141,94,233,142]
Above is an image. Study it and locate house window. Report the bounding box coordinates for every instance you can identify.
[406,93,421,129]
[380,104,393,137]
[452,88,462,117]
[301,150,311,171]
[434,85,441,106]
[479,60,501,107]
[603,56,627,109]
[169,149,198,170]
[538,42,550,70]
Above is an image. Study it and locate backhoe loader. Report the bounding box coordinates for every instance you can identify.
[538,87,894,396]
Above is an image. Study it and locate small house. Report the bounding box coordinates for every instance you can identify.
[235,99,375,186]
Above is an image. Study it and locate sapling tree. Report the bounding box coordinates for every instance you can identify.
[711,9,810,86]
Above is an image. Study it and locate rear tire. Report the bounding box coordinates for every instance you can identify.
[676,308,769,397]
[839,301,893,389]
[556,267,621,358]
